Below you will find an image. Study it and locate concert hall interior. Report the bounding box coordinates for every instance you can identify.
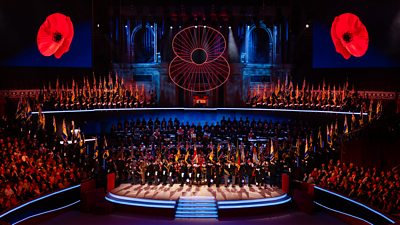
[0,0,399,224]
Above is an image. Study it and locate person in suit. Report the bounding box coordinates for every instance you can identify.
[187,163,194,186]
[179,161,187,187]
[206,160,213,187]
[167,161,175,186]
[161,159,168,185]
[245,159,254,187]
[215,162,223,188]
[269,161,277,187]
[194,163,202,185]
[238,162,245,187]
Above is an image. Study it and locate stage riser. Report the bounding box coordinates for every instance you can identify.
[218,194,292,209]
[218,203,293,218]
[105,187,292,219]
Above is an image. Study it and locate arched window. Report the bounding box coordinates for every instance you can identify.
[248,27,272,64]
[131,25,155,63]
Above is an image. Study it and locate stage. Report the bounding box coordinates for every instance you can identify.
[105,183,292,217]
[110,183,284,201]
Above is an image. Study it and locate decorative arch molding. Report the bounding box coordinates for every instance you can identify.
[130,24,155,41]
[248,24,273,44]
[244,22,276,65]
[130,24,157,63]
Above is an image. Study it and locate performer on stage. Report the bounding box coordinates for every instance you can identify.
[269,161,277,187]
[139,160,147,185]
[215,162,222,188]
[167,161,175,186]
[206,160,213,187]
[263,160,270,189]
[161,159,168,185]
[231,161,238,187]
[238,161,245,187]
[146,160,154,185]
[154,160,161,185]
[187,163,194,186]
[255,161,264,187]
[179,161,187,186]
[194,163,202,185]
[245,159,254,187]
[224,161,231,187]
[131,159,140,185]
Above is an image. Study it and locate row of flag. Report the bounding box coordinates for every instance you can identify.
[42,73,148,103]
[249,76,355,104]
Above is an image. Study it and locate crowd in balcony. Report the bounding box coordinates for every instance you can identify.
[305,159,400,216]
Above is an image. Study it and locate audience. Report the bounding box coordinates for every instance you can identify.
[306,159,400,216]
[1,99,396,218]
[0,117,90,212]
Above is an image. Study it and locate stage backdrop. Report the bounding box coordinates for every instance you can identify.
[0,0,92,68]
[312,0,400,68]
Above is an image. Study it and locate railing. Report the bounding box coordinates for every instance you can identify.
[0,185,81,225]
[313,186,395,225]
[0,89,398,100]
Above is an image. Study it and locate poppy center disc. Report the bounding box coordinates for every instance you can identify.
[342,32,352,43]
[53,32,63,43]
[191,48,208,64]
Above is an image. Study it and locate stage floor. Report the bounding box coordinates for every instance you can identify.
[111,183,284,201]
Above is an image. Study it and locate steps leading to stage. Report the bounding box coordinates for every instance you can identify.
[175,196,218,219]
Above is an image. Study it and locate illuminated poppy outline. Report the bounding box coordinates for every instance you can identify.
[169,25,230,92]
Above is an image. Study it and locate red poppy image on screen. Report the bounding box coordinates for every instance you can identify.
[37,13,74,59]
[331,13,369,60]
